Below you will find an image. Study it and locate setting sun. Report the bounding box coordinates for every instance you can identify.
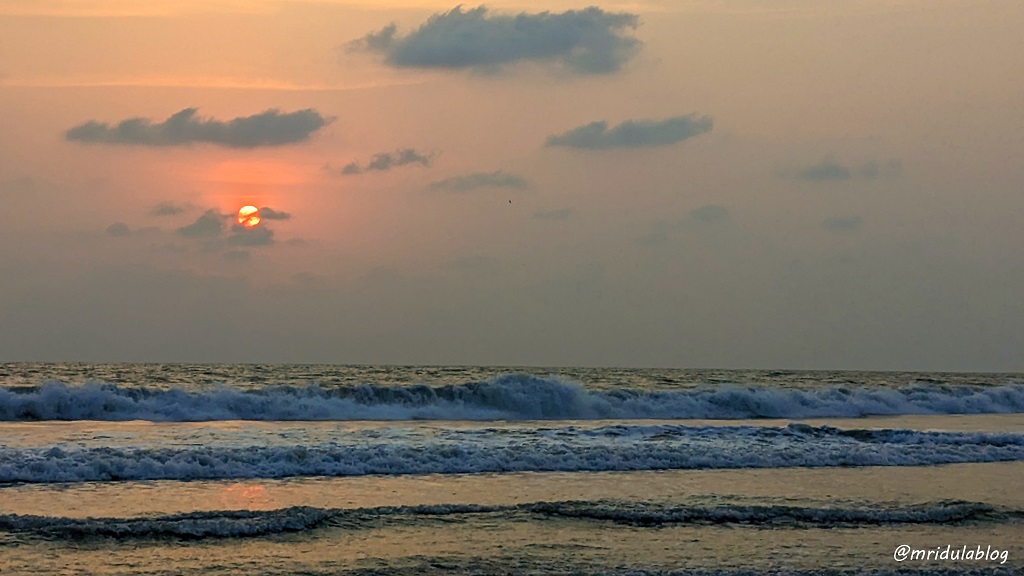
[237,205,260,228]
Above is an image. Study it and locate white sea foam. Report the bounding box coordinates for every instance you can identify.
[1,375,1023,422]
[2,423,1022,483]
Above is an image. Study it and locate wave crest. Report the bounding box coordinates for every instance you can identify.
[2,375,1023,422]
[1,500,1013,540]
[3,424,1023,483]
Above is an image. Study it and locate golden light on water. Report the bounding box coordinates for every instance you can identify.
[219,483,272,510]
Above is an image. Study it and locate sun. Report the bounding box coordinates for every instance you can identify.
[237,205,261,228]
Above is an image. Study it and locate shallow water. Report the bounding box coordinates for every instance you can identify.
[3,463,1022,574]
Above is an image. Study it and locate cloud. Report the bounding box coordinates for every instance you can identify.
[65,108,329,148]
[349,6,640,75]
[860,159,903,179]
[259,207,291,220]
[798,159,852,181]
[106,222,131,237]
[340,148,432,175]
[223,250,251,262]
[822,216,863,232]
[174,208,278,249]
[429,170,528,192]
[545,114,713,149]
[796,158,902,182]
[639,204,731,246]
[689,204,730,223]
[533,207,573,221]
[177,210,225,239]
[227,225,274,247]
[150,201,186,217]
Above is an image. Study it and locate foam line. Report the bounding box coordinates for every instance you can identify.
[2,423,1022,482]
[2,375,1022,422]
[0,500,1013,540]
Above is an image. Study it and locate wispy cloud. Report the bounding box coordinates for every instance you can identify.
[689,204,730,224]
[546,115,713,149]
[66,108,329,148]
[150,201,187,217]
[350,6,640,75]
[429,170,528,192]
[227,225,274,247]
[223,250,251,262]
[340,148,432,175]
[798,159,852,181]
[859,159,903,179]
[259,207,291,221]
[177,210,225,239]
[105,222,131,237]
[639,204,732,246]
[175,207,286,249]
[796,158,902,182]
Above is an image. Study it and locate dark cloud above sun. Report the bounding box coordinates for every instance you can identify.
[546,115,714,150]
[350,6,640,75]
[106,207,286,254]
[340,148,432,175]
[65,108,330,148]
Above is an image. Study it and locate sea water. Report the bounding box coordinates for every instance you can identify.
[0,363,1022,575]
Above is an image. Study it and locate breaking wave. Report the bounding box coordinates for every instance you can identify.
[2,375,1023,422]
[1,500,1015,540]
[2,423,1023,483]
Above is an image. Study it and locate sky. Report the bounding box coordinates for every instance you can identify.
[1,0,1022,370]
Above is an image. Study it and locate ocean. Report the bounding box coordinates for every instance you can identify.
[1,363,1022,575]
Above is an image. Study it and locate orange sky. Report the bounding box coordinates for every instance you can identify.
[1,0,1023,368]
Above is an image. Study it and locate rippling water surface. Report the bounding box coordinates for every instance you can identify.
[1,363,1022,575]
